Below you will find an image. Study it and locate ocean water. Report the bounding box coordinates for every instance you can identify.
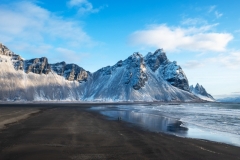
[90,103,240,147]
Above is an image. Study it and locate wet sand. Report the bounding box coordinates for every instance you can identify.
[0,104,239,160]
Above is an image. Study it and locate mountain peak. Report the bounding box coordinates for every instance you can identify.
[190,83,215,101]
[0,43,16,57]
[144,48,190,91]
[144,48,169,72]
[129,52,143,60]
[154,48,165,54]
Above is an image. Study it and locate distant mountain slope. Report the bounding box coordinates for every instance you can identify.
[190,83,215,101]
[217,97,240,103]
[0,43,200,102]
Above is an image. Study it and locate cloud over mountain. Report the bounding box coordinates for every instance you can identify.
[129,24,233,52]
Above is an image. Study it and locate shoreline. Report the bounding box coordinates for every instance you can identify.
[1,99,239,105]
[89,106,240,148]
[0,104,239,159]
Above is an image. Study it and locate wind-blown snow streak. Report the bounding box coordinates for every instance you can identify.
[0,55,83,101]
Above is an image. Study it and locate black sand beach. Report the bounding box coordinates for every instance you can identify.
[0,103,239,160]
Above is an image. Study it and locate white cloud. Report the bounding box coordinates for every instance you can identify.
[181,18,208,26]
[208,51,240,69]
[182,60,204,69]
[68,0,105,15]
[0,1,96,61]
[56,47,89,63]
[0,1,93,44]
[129,24,233,52]
[208,5,216,13]
[207,5,223,19]
[215,11,223,18]
[185,50,240,70]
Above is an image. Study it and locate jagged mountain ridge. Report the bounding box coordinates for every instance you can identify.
[50,62,90,83]
[190,83,215,101]
[5,47,91,83]
[0,43,201,102]
[80,50,197,101]
[144,49,190,91]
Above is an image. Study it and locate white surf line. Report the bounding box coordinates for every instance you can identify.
[163,135,223,155]
[0,110,40,129]
[189,143,219,154]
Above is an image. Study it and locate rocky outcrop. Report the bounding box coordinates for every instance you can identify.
[50,62,89,83]
[96,52,148,90]
[144,49,190,91]
[23,57,50,74]
[123,53,148,90]
[0,43,14,56]
[144,49,169,71]
[0,43,24,70]
[160,61,189,91]
[190,83,215,101]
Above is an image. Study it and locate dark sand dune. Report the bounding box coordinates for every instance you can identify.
[0,104,239,160]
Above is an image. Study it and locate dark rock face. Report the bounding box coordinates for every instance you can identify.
[24,57,50,74]
[96,52,148,90]
[124,53,148,90]
[50,62,89,82]
[145,49,169,71]
[144,49,190,91]
[14,60,24,70]
[160,62,189,91]
[190,83,215,100]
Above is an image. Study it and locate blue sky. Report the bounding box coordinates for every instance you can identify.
[0,0,240,97]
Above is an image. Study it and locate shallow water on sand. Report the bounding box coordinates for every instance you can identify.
[90,103,240,147]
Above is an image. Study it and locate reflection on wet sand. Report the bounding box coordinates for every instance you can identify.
[99,110,188,136]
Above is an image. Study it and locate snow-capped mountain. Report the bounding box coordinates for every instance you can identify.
[80,50,197,101]
[0,44,84,101]
[217,97,240,103]
[190,83,215,101]
[0,43,201,102]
